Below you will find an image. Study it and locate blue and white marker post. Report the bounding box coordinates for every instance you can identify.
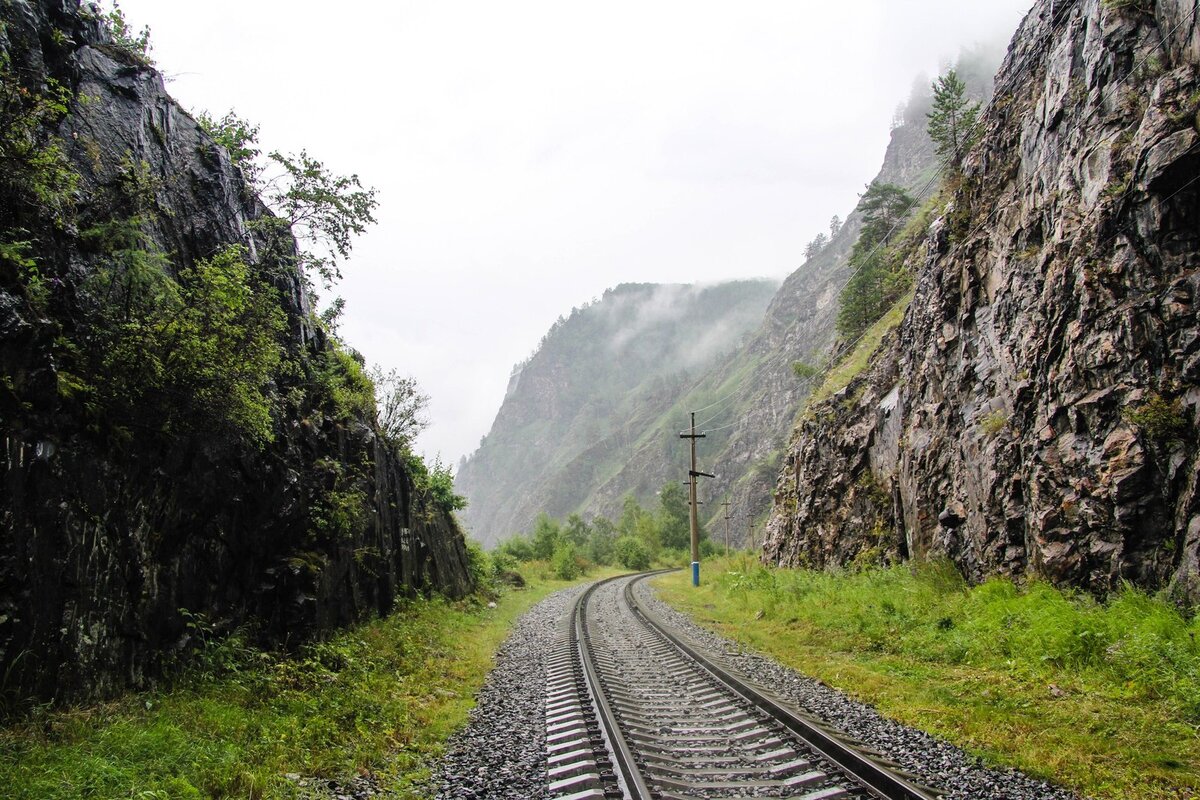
[680,411,713,587]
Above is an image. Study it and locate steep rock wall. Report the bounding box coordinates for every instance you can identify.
[0,0,471,704]
[767,0,1200,599]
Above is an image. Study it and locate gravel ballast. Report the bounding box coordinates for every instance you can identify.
[632,578,1080,800]
[430,585,586,800]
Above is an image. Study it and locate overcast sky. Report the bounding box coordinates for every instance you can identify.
[117,0,1032,463]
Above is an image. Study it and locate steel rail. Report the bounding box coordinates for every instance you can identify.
[623,573,941,800]
[572,573,661,799]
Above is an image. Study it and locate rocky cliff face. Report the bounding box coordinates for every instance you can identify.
[0,0,471,704]
[766,0,1200,600]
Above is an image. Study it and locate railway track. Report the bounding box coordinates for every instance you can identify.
[544,572,941,800]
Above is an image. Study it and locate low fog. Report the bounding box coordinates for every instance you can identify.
[118,0,1033,461]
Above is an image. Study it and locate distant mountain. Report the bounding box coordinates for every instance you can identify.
[455,280,779,545]
[458,47,1001,548]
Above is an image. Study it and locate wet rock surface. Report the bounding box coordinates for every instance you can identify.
[0,0,472,706]
[768,0,1200,600]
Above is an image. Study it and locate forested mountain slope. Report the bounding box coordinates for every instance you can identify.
[0,0,471,704]
[455,280,778,545]
[458,50,1001,547]
[766,0,1200,600]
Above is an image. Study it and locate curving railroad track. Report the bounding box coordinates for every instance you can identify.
[544,572,941,800]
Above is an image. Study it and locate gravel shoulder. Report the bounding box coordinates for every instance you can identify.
[633,578,1081,800]
[429,584,587,800]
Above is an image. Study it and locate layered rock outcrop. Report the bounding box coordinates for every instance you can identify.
[767,0,1200,599]
[0,0,471,704]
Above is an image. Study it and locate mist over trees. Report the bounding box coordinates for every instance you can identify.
[493,481,714,577]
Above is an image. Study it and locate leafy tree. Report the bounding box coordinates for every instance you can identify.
[497,535,535,562]
[98,1,153,66]
[196,110,261,182]
[618,494,661,555]
[927,69,981,169]
[196,111,378,292]
[76,242,285,446]
[562,513,591,547]
[587,516,617,565]
[259,150,379,289]
[370,366,429,450]
[531,513,562,560]
[658,482,692,550]
[614,536,650,571]
[551,541,582,580]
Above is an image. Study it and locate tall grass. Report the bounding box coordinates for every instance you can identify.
[716,558,1200,720]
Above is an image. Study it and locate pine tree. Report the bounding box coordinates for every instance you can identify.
[927,68,980,169]
[835,182,916,340]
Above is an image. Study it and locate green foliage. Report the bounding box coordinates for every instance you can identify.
[531,513,562,561]
[561,513,591,547]
[0,73,76,226]
[586,516,617,565]
[97,1,154,66]
[496,534,535,562]
[836,182,918,341]
[369,366,429,450]
[614,536,651,570]
[927,68,981,169]
[261,150,379,289]
[464,539,494,593]
[306,458,366,543]
[405,453,467,513]
[791,361,820,381]
[979,409,1009,438]
[551,541,582,580]
[196,110,261,182]
[76,240,286,446]
[314,345,376,422]
[657,482,692,551]
[1124,392,1188,443]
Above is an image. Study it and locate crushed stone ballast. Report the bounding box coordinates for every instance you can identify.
[547,572,940,800]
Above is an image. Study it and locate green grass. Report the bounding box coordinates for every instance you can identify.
[654,556,1200,800]
[0,564,619,799]
[809,291,911,407]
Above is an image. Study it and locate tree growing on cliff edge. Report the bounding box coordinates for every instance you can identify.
[927,68,981,169]
[836,182,916,340]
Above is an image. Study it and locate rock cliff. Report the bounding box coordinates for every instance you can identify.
[0,0,472,705]
[766,0,1200,600]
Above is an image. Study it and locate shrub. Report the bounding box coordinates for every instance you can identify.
[551,542,581,580]
[614,536,651,571]
[497,535,535,562]
[1124,392,1188,442]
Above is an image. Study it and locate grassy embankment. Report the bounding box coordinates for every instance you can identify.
[0,562,620,799]
[655,555,1200,800]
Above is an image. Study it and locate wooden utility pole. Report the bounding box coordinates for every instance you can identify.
[679,412,712,586]
[721,501,731,556]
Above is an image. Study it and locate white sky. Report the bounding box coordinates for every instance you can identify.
[118,0,1032,463]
